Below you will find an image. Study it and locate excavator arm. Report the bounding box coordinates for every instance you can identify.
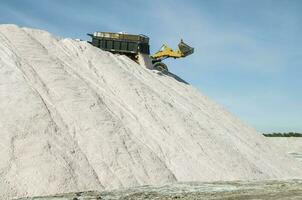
[150,40,194,72]
[151,44,183,60]
[151,39,194,60]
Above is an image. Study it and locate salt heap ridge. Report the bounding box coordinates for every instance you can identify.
[0,25,301,199]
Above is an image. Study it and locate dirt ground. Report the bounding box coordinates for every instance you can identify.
[17,179,302,200]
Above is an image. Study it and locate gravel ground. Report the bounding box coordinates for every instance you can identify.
[16,179,302,200]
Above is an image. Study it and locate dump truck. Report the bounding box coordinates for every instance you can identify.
[88,32,194,72]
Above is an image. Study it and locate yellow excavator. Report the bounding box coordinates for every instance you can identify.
[88,32,194,72]
[150,39,194,72]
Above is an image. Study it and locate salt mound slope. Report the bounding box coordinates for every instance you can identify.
[0,25,301,199]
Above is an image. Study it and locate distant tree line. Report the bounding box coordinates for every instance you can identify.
[263,132,302,137]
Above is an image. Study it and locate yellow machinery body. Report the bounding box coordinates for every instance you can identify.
[150,39,194,72]
[88,32,193,72]
[151,44,183,59]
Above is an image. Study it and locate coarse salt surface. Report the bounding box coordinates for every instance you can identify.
[0,24,301,200]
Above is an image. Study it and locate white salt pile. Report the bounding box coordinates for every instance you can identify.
[268,138,302,162]
[0,24,301,200]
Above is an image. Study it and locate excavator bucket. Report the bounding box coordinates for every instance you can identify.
[178,40,194,57]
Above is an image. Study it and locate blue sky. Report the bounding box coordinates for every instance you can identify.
[0,0,301,132]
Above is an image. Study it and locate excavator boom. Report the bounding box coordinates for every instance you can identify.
[150,39,194,72]
[151,40,194,60]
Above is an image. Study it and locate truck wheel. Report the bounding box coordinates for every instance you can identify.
[153,62,168,73]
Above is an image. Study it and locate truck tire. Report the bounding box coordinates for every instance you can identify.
[153,62,168,73]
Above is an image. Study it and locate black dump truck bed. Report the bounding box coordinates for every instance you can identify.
[87,32,150,55]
